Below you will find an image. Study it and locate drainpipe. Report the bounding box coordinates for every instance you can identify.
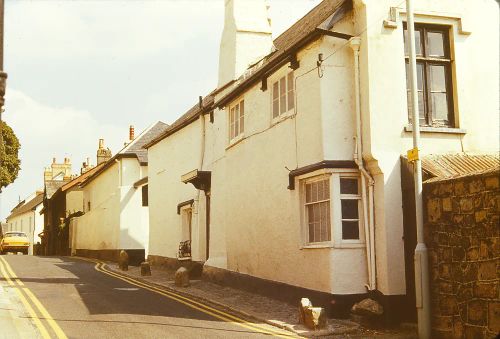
[406,0,431,337]
[350,37,376,291]
[198,97,208,261]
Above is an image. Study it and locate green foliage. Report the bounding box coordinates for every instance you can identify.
[0,121,21,191]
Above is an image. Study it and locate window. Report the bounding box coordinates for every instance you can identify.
[229,99,244,142]
[339,177,361,240]
[304,176,331,243]
[272,72,295,119]
[404,23,453,127]
[87,201,91,212]
[142,185,148,207]
[301,172,363,246]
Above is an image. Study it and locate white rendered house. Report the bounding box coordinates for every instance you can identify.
[146,0,499,319]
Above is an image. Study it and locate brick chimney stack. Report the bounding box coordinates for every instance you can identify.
[96,139,112,165]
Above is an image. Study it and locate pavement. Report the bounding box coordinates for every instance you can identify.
[105,261,418,339]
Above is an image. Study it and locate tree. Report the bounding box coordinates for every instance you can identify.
[0,120,20,191]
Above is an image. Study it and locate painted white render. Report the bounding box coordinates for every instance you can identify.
[5,193,44,255]
[147,0,499,299]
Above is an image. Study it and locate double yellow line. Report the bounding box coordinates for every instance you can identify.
[0,256,67,339]
[79,257,299,338]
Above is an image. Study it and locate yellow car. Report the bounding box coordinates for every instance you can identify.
[0,231,30,255]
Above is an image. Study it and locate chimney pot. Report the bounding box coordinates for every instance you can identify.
[52,157,56,164]
[99,139,104,149]
[129,125,135,141]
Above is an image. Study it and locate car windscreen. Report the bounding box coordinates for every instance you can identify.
[5,232,28,238]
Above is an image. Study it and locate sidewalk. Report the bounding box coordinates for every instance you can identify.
[106,263,417,338]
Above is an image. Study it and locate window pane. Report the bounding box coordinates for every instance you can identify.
[311,182,318,202]
[287,72,295,110]
[341,199,359,219]
[427,31,445,57]
[306,183,312,203]
[406,63,426,123]
[342,221,359,240]
[234,105,239,136]
[272,81,279,101]
[404,28,422,56]
[430,65,446,91]
[239,101,244,133]
[280,77,286,114]
[340,178,358,194]
[273,99,279,118]
[431,93,449,122]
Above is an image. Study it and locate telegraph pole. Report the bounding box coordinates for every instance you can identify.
[405,0,431,338]
[0,0,7,170]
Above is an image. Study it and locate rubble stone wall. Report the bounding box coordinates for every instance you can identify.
[424,170,499,338]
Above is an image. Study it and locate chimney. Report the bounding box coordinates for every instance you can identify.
[96,139,112,165]
[218,0,273,87]
[129,125,135,141]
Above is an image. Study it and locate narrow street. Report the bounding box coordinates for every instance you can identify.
[0,255,293,339]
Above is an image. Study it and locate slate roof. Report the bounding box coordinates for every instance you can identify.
[122,121,169,164]
[144,0,351,148]
[45,180,67,199]
[7,192,43,220]
[422,154,500,183]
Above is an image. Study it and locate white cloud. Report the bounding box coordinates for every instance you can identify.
[0,89,128,218]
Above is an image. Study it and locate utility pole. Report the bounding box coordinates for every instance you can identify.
[405,0,431,338]
[0,0,7,173]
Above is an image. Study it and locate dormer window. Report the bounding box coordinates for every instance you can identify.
[272,71,295,119]
[229,99,244,142]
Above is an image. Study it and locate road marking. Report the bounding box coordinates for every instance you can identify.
[75,257,300,338]
[0,259,52,339]
[0,256,68,339]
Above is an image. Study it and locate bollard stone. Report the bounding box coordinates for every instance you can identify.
[175,267,190,287]
[140,262,151,276]
[298,298,327,330]
[118,250,129,271]
[298,298,312,324]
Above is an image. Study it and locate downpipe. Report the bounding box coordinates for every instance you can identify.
[350,37,376,291]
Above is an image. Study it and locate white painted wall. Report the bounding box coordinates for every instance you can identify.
[148,120,206,261]
[147,0,498,297]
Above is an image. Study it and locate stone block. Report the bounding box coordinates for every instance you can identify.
[488,301,500,333]
[439,183,454,196]
[118,250,129,271]
[440,296,458,316]
[452,246,466,262]
[457,283,473,303]
[140,262,151,276]
[174,267,190,287]
[433,315,453,331]
[455,181,467,196]
[473,282,497,299]
[478,261,496,281]
[351,298,383,316]
[439,281,454,294]
[452,197,461,213]
[479,241,490,259]
[464,324,484,339]
[466,247,479,261]
[428,198,442,222]
[470,180,485,194]
[452,214,464,226]
[468,300,487,325]
[484,175,499,190]
[473,195,484,209]
[303,306,327,330]
[442,197,453,212]
[453,316,464,338]
[474,210,487,223]
[298,298,312,324]
[440,263,452,279]
[460,198,474,213]
[463,263,478,283]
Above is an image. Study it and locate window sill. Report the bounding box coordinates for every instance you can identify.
[404,125,466,134]
[271,110,295,126]
[226,135,245,151]
[178,256,191,261]
[300,243,333,249]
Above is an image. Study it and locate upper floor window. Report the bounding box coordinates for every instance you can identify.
[404,23,454,127]
[229,99,244,142]
[142,185,148,207]
[272,72,295,119]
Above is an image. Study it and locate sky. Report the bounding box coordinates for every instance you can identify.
[1,0,321,219]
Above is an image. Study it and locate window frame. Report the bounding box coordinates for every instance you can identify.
[299,169,365,249]
[271,71,295,122]
[141,184,148,207]
[403,22,455,128]
[228,98,245,144]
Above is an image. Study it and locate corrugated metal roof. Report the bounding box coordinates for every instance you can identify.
[422,153,499,183]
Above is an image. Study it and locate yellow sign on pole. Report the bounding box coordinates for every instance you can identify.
[407,147,419,162]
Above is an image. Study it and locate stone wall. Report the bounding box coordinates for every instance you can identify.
[424,169,499,338]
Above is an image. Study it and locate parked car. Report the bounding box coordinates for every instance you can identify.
[0,231,30,255]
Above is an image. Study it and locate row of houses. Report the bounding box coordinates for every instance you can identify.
[5,0,498,322]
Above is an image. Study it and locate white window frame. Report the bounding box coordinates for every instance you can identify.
[180,205,192,244]
[298,169,365,249]
[229,98,245,144]
[271,71,295,122]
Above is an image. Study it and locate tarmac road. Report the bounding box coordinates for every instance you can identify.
[0,255,295,339]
